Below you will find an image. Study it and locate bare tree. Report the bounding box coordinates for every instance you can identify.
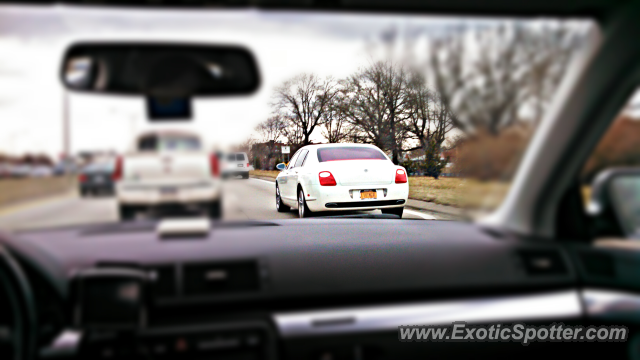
[237,135,256,163]
[273,73,337,146]
[255,115,286,144]
[321,95,352,143]
[429,22,585,135]
[520,23,585,126]
[339,61,409,164]
[281,115,306,147]
[405,72,456,177]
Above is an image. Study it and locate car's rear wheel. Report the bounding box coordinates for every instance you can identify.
[381,206,404,218]
[242,172,249,179]
[276,185,290,212]
[119,204,137,221]
[298,189,312,218]
[208,200,222,219]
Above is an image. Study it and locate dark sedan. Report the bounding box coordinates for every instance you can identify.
[79,162,115,197]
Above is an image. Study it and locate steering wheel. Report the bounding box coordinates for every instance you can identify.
[0,245,36,360]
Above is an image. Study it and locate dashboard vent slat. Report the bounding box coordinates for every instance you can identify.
[183,260,261,296]
[517,249,568,276]
[149,265,177,298]
[96,262,176,298]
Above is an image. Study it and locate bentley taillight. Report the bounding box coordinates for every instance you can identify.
[319,171,337,186]
[395,168,407,184]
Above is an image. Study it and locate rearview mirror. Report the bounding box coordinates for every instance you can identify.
[61,42,260,97]
[276,163,286,171]
[588,168,640,238]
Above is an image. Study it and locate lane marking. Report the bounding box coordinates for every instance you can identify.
[250,178,276,185]
[404,209,437,220]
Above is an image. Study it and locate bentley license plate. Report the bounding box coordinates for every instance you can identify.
[360,190,377,200]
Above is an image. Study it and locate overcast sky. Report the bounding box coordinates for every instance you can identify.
[0,5,480,158]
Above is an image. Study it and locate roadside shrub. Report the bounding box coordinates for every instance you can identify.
[451,124,533,181]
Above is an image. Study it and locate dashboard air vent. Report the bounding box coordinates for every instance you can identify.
[578,250,616,278]
[517,249,568,276]
[183,260,261,296]
[96,262,176,298]
[148,265,177,298]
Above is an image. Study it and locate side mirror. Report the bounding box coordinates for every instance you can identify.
[588,168,640,238]
[276,163,286,171]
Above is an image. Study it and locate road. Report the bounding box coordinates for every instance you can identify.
[0,178,436,231]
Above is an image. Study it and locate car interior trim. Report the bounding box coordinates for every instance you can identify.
[273,290,582,337]
[582,288,640,322]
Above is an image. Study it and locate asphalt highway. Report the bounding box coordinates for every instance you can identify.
[0,178,436,232]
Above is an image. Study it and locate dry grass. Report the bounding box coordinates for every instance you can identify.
[250,170,280,179]
[0,176,76,208]
[409,177,511,210]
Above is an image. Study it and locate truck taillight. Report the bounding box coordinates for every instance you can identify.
[247,163,250,168]
[395,168,407,183]
[112,157,123,181]
[319,171,337,186]
[79,174,87,182]
[210,154,220,177]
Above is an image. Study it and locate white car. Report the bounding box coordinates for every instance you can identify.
[221,152,254,179]
[114,130,222,220]
[275,144,409,218]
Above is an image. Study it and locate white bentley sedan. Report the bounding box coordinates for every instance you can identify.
[275,144,409,218]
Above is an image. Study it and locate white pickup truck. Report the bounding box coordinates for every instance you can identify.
[113,131,222,220]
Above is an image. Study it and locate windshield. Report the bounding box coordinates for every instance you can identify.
[0,6,596,230]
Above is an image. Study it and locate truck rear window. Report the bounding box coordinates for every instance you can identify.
[138,135,201,152]
[317,147,388,162]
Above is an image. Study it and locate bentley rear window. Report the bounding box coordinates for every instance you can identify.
[317,147,388,162]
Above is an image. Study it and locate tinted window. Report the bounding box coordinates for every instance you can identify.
[84,163,114,173]
[138,136,158,151]
[294,150,308,168]
[158,136,201,152]
[227,154,236,162]
[236,154,246,161]
[317,147,387,162]
[287,151,300,169]
[138,135,200,152]
[301,151,311,166]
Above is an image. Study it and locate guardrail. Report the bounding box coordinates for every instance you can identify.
[0,176,77,209]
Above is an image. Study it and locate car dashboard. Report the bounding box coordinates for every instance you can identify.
[0,219,636,359]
